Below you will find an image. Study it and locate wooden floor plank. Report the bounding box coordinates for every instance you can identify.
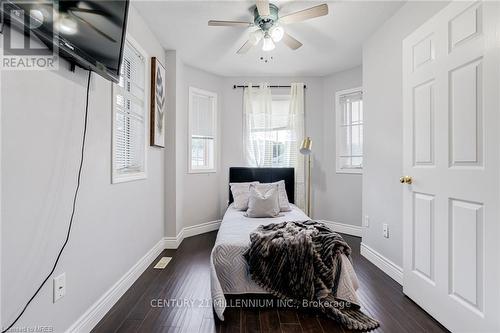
[259,308,281,333]
[278,309,299,324]
[93,232,449,333]
[220,307,241,333]
[242,307,261,333]
[296,311,323,333]
[280,323,302,333]
[115,319,141,333]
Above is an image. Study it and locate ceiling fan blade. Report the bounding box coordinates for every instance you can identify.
[280,4,329,24]
[256,0,270,17]
[282,32,303,50]
[237,40,254,54]
[208,20,252,27]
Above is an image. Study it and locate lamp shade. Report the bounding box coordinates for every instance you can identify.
[270,25,284,42]
[249,29,263,45]
[262,34,275,51]
[300,137,312,155]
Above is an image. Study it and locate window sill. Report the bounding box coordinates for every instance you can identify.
[112,172,147,184]
[188,169,217,174]
[336,169,363,175]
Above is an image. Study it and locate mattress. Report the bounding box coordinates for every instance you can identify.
[210,204,360,320]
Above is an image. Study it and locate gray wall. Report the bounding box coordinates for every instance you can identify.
[164,56,224,235]
[180,65,224,228]
[362,1,448,266]
[320,67,363,226]
[1,6,165,331]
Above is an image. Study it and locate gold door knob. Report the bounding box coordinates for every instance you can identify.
[400,176,413,184]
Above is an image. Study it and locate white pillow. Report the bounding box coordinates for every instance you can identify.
[246,184,280,218]
[254,180,291,212]
[230,182,260,210]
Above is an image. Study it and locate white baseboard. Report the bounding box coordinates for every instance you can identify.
[320,220,362,237]
[360,242,403,285]
[163,231,183,249]
[183,220,221,238]
[164,220,221,249]
[66,238,165,333]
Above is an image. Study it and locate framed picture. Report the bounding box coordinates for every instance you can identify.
[150,57,166,147]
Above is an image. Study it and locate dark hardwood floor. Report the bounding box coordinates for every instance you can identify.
[92,232,448,333]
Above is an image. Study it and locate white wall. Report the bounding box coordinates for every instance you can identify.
[1,6,165,331]
[362,1,448,267]
[320,66,363,226]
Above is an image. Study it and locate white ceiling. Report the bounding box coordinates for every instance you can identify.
[133,1,404,77]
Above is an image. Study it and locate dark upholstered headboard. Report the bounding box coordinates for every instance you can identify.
[228,167,295,204]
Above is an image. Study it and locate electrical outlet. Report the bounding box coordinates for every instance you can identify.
[383,224,389,238]
[53,273,66,303]
[364,215,370,227]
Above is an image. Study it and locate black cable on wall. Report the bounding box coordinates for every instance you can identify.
[2,70,92,333]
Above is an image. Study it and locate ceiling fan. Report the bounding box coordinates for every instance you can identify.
[208,0,329,54]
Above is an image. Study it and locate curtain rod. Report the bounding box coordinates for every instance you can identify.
[233,85,307,89]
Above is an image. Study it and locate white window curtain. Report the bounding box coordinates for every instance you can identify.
[289,83,305,210]
[243,82,305,209]
[243,83,273,167]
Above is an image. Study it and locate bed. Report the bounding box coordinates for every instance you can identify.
[210,167,360,320]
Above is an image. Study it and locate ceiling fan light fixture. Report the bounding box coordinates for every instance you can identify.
[262,34,275,51]
[249,29,264,45]
[269,25,284,42]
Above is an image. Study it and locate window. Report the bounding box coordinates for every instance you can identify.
[243,83,306,209]
[248,95,298,167]
[189,87,217,173]
[336,87,363,174]
[112,38,147,183]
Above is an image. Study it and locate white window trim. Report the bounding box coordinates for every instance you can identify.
[188,86,218,174]
[111,35,149,184]
[335,86,363,175]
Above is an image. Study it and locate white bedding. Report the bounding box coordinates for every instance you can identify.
[210,204,309,319]
[210,203,360,320]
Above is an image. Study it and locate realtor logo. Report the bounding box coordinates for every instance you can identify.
[1,0,58,70]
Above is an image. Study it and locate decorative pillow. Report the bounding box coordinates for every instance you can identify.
[254,180,291,212]
[230,182,260,210]
[246,184,280,218]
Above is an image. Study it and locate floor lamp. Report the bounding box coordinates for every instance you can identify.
[300,137,312,217]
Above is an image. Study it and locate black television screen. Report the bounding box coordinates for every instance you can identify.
[1,0,129,82]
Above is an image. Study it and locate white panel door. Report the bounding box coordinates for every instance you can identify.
[402,2,500,331]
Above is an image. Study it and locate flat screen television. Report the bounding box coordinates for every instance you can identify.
[1,0,129,82]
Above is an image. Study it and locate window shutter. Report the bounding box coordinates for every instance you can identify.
[191,93,214,138]
[113,40,146,181]
[189,88,217,172]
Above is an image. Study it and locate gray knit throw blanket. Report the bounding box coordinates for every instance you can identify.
[244,220,380,331]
